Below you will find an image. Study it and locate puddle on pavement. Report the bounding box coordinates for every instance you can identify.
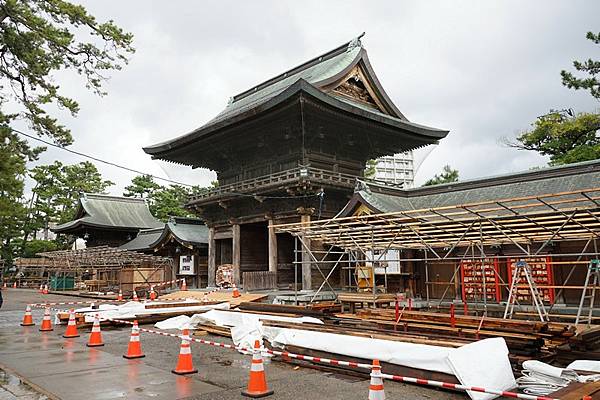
[0,369,49,399]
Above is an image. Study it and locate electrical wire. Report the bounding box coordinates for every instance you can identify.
[12,128,325,200]
[12,128,195,187]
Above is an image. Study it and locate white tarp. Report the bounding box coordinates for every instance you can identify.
[447,338,516,400]
[82,300,230,323]
[186,309,514,400]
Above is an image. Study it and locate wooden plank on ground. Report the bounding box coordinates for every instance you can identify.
[159,290,268,307]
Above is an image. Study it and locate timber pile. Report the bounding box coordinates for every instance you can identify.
[158,290,267,306]
[328,308,578,363]
[238,301,341,316]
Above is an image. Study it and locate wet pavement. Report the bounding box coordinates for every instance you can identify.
[0,288,466,399]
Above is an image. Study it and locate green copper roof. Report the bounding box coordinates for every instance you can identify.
[119,217,208,251]
[53,193,162,233]
[341,159,600,216]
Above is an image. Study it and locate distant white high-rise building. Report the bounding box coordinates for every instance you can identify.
[373,151,415,187]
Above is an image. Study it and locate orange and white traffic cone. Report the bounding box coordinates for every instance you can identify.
[149,286,156,301]
[39,307,53,331]
[12,282,17,289]
[38,284,43,293]
[43,284,48,295]
[87,314,104,347]
[171,329,197,375]
[123,320,145,359]
[232,284,241,298]
[242,340,273,398]
[63,309,80,338]
[132,290,139,302]
[21,305,35,326]
[118,289,123,301]
[181,279,187,291]
[368,359,385,400]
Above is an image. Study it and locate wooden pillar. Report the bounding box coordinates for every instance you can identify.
[208,227,216,287]
[268,219,278,277]
[301,214,312,290]
[232,223,241,286]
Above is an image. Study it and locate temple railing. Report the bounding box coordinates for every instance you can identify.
[188,167,359,203]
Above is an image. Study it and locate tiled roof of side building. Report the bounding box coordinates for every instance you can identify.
[340,159,600,216]
[52,193,163,233]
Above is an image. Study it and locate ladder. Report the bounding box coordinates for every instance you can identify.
[503,261,549,322]
[575,259,600,326]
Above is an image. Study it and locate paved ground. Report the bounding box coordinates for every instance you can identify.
[0,288,466,399]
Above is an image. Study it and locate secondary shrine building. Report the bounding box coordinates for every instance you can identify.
[144,35,448,289]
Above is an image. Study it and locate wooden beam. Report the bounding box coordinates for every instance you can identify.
[207,227,216,287]
[232,223,241,286]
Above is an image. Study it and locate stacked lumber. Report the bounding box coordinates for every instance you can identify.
[158,290,267,306]
[237,301,340,316]
[331,309,576,360]
[356,309,574,337]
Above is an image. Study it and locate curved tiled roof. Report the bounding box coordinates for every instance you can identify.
[340,159,600,216]
[53,194,162,233]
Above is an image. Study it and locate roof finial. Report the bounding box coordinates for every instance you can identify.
[347,32,365,52]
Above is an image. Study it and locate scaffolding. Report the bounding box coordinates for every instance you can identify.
[15,246,174,293]
[276,188,600,320]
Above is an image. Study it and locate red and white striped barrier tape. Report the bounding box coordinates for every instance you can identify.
[153,278,185,288]
[28,294,227,309]
[81,317,558,400]
[380,373,558,400]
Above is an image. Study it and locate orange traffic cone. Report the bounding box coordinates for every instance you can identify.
[118,289,123,301]
[87,314,104,347]
[38,284,43,293]
[123,320,145,359]
[43,284,48,294]
[132,290,139,302]
[232,284,241,298]
[181,279,187,291]
[242,340,273,398]
[39,307,53,331]
[149,286,156,301]
[63,309,80,338]
[368,359,385,400]
[13,282,17,288]
[21,305,35,326]
[172,329,197,375]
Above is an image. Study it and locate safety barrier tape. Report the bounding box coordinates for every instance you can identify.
[380,373,558,400]
[29,310,559,400]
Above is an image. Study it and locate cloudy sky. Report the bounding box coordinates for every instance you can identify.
[22,0,600,194]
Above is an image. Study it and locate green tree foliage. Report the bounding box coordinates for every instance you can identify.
[150,185,194,221]
[513,111,600,166]
[423,165,459,186]
[561,32,600,100]
[0,0,133,262]
[364,159,378,179]
[124,174,161,199]
[0,122,34,262]
[18,239,58,258]
[26,161,113,239]
[0,0,134,144]
[124,175,219,222]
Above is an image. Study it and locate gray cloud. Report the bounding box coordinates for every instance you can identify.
[24,0,600,194]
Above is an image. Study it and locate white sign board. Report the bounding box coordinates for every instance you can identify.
[366,250,402,275]
[179,255,195,275]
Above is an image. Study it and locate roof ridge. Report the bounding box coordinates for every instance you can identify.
[232,33,365,104]
[361,158,600,197]
[83,193,148,203]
